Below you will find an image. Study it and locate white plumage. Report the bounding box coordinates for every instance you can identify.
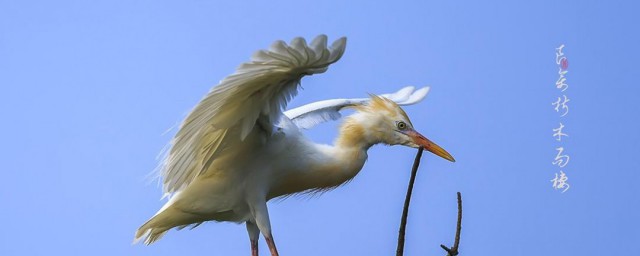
[160,36,346,197]
[135,35,454,256]
[285,86,430,129]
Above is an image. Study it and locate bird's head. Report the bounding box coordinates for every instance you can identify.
[341,95,455,162]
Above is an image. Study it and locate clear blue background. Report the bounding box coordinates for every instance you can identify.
[1,0,638,255]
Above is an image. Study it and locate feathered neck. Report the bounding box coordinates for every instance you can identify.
[335,112,380,150]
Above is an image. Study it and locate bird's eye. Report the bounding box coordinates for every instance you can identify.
[396,121,407,130]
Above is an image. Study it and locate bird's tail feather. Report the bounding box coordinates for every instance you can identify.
[133,206,200,245]
[133,215,172,245]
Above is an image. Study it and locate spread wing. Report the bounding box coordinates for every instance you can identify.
[284,86,430,129]
[160,35,347,196]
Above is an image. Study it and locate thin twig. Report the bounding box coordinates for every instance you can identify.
[440,192,463,256]
[396,147,424,256]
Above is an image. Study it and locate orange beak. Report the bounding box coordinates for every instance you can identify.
[405,130,455,162]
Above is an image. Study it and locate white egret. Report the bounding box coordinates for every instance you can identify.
[134,35,455,256]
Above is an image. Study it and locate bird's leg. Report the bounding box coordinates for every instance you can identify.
[246,221,260,256]
[264,235,279,256]
[251,201,279,256]
[251,239,259,256]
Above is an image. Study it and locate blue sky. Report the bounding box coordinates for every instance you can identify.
[1,0,639,255]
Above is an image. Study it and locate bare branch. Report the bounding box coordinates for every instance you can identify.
[396,147,424,256]
[395,149,464,256]
[440,192,463,256]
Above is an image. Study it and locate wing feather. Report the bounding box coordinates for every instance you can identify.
[160,35,346,195]
[284,86,430,130]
